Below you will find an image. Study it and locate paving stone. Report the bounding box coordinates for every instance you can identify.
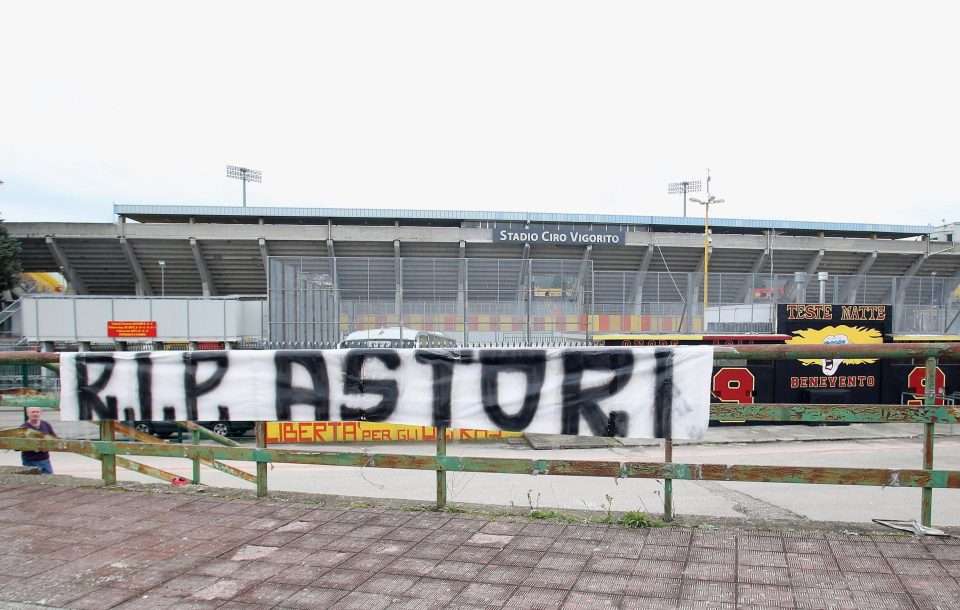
[385,557,441,577]
[737,583,796,608]
[503,585,569,609]
[452,581,518,606]
[6,481,960,610]
[521,567,580,590]
[506,535,555,551]
[561,590,620,609]
[151,574,220,597]
[680,579,736,604]
[356,573,419,596]
[535,552,588,571]
[623,576,681,599]
[634,559,684,578]
[689,547,736,564]
[583,555,636,575]
[792,585,857,610]
[474,564,533,586]
[191,578,251,601]
[338,552,397,571]
[428,560,487,581]
[280,586,349,609]
[313,567,374,590]
[786,551,840,571]
[737,564,792,586]
[234,581,301,605]
[493,548,546,568]
[404,576,468,603]
[405,542,455,560]
[329,590,399,609]
[268,563,329,585]
[620,596,681,609]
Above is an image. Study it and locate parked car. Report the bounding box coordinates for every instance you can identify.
[128,420,254,439]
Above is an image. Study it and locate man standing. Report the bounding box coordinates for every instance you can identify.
[20,407,56,474]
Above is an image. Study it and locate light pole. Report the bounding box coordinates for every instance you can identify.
[667,180,702,218]
[158,260,166,297]
[690,195,724,329]
[226,165,262,208]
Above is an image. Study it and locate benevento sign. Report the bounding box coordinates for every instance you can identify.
[493,228,625,245]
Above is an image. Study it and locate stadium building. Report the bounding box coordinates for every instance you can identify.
[4,205,959,348]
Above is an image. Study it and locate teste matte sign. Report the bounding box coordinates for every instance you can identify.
[775,304,891,404]
[493,228,625,245]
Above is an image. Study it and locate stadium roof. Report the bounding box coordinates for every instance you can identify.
[114,204,934,239]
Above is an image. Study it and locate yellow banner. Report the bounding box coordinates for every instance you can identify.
[266,421,522,444]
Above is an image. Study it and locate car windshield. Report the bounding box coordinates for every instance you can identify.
[339,339,417,348]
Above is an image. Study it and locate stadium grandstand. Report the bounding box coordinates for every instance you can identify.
[3,205,959,348]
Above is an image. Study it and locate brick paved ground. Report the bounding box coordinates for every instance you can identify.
[1,480,959,609]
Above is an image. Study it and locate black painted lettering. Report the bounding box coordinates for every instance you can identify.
[341,349,400,422]
[75,354,116,420]
[562,349,634,436]
[415,349,474,428]
[654,349,674,438]
[136,353,153,420]
[183,352,229,421]
[274,352,330,421]
[479,350,546,431]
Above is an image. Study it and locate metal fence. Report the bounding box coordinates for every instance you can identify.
[268,257,960,345]
[1,343,958,526]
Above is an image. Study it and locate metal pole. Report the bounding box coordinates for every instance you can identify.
[922,356,936,526]
[192,428,201,484]
[100,420,116,486]
[436,426,448,509]
[664,438,673,521]
[242,177,247,208]
[703,202,710,331]
[255,421,267,497]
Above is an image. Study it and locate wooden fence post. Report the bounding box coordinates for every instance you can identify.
[100,420,116,486]
[436,426,447,509]
[255,422,268,497]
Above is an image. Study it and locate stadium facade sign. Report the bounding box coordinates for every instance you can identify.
[493,227,625,245]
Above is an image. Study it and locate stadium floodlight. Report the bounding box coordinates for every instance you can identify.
[226,165,262,208]
[667,180,702,217]
[690,195,724,327]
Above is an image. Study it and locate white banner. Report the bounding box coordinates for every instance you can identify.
[59,347,714,439]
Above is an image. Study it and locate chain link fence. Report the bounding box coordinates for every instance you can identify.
[269,257,960,345]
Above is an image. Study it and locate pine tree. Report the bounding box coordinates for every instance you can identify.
[0,217,23,294]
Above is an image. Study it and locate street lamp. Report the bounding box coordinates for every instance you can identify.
[226,165,262,208]
[689,195,724,329]
[158,260,166,297]
[667,180,702,218]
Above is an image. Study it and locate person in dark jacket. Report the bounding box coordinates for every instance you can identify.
[20,407,56,474]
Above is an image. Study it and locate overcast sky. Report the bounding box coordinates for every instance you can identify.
[2,1,958,227]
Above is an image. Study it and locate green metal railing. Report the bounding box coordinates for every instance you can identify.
[1,343,958,526]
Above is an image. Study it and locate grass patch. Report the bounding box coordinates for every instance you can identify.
[528,509,578,523]
[617,511,666,529]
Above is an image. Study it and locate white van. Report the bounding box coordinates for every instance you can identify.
[338,327,458,349]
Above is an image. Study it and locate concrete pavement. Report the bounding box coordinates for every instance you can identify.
[1,474,959,610]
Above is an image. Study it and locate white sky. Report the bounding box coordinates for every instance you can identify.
[2,1,959,227]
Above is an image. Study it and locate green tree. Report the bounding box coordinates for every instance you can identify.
[0,217,23,294]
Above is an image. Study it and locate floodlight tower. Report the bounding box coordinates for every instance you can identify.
[689,194,724,329]
[226,165,262,208]
[667,180,702,217]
